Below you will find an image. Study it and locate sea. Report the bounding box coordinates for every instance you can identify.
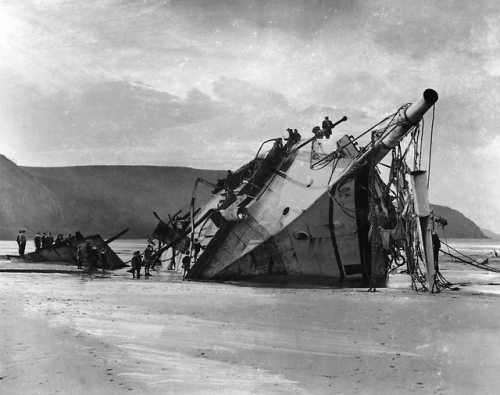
[1,238,500,294]
[0,239,150,263]
[2,238,499,262]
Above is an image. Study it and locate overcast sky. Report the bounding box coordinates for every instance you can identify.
[1,0,500,233]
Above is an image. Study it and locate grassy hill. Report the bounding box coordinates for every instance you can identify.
[0,155,487,240]
[431,204,488,239]
[8,159,226,239]
[22,165,227,239]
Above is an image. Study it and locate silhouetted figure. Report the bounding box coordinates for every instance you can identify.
[76,245,83,269]
[54,234,65,246]
[432,231,441,269]
[167,248,176,270]
[17,230,26,257]
[193,239,202,262]
[322,116,334,139]
[143,245,153,276]
[293,129,301,140]
[46,232,54,247]
[34,232,42,251]
[131,251,142,279]
[100,248,107,273]
[312,126,323,138]
[182,252,191,280]
[89,245,98,271]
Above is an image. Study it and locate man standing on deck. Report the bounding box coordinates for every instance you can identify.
[46,233,54,247]
[322,116,334,139]
[34,232,42,251]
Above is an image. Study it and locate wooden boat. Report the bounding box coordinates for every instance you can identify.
[8,229,128,270]
[154,90,439,288]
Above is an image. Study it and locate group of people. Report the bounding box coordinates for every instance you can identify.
[16,230,73,257]
[127,239,204,280]
[283,116,337,143]
[33,232,73,251]
[129,244,157,279]
[312,116,335,139]
[76,243,108,271]
[180,239,204,280]
[285,128,301,143]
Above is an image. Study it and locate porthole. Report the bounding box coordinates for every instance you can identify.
[282,207,290,216]
[294,231,309,240]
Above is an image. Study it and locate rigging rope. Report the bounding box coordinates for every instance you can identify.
[368,130,378,292]
[427,104,436,189]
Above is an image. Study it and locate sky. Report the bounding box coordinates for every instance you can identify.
[1,0,500,233]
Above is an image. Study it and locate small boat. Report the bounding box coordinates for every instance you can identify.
[153,90,440,291]
[8,229,128,270]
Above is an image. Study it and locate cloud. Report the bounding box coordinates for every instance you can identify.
[213,76,288,107]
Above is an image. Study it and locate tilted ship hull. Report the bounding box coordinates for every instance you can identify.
[157,90,439,285]
[9,230,128,270]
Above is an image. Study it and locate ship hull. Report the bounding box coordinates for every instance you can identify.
[9,233,125,270]
[175,90,439,284]
[188,140,387,281]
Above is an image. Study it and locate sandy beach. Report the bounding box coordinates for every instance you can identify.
[1,257,500,395]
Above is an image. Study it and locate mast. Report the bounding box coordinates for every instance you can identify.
[332,89,438,189]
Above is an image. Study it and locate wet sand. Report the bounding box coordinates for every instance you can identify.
[1,261,500,394]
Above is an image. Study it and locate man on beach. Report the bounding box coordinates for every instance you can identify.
[76,245,83,269]
[100,248,107,273]
[17,230,26,257]
[89,246,99,271]
[143,245,153,277]
[432,231,441,269]
[131,251,142,279]
[182,252,191,280]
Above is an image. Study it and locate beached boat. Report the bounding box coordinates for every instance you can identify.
[154,90,440,290]
[8,229,128,270]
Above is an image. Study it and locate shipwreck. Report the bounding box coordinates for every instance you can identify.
[153,89,443,292]
[8,229,128,270]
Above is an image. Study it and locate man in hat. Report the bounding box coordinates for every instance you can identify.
[322,116,334,139]
[17,230,26,257]
[131,251,142,279]
[182,252,191,280]
[143,245,154,277]
[34,232,42,251]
